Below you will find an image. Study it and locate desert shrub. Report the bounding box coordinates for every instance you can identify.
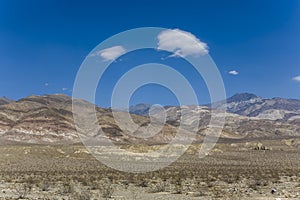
[39,180,51,192]
[72,190,92,200]
[192,179,205,197]
[60,181,75,195]
[173,178,183,194]
[121,180,129,189]
[14,183,32,199]
[99,179,114,199]
[148,180,167,193]
[135,179,148,187]
[129,185,139,200]
[248,179,262,191]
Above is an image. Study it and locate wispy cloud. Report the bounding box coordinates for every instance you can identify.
[157,29,208,57]
[45,83,49,87]
[228,70,239,75]
[292,75,300,82]
[92,46,126,61]
[62,87,68,91]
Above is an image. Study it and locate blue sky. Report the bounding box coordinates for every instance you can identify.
[0,0,300,107]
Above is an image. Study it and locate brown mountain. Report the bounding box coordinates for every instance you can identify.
[0,94,78,144]
[0,94,180,144]
[0,94,299,145]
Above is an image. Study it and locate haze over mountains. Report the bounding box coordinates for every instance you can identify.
[0,93,299,144]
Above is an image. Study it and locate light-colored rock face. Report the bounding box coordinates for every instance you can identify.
[256,109,285,120]
[217,97,263,113]
[210,93,300,121]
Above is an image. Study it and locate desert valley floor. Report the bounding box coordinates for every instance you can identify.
[0,138,299,200]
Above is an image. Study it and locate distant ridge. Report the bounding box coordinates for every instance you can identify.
[129,103,152,116]
[226,93,261,103]
[0,97,14,106]
[130,93,300,122]
[212,93,300,121]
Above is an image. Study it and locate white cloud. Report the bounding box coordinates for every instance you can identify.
[157,29,208,57]
[62,87,68,91]
[45,83,49,87]
[95,46,126,61]
[229,70,239,75]
[292,76,300,82]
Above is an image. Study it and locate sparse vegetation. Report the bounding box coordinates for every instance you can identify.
[0,141,299,199]
[99,179,114,199]
[14,183,32,199]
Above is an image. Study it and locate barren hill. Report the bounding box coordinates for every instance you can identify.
[0,94,299,144]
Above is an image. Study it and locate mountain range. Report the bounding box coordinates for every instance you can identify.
[0,93,299,144]
[0,94,178,144]
[212,93,300,122]
[130,93,300,123]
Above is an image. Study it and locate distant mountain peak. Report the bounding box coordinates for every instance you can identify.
[227,93,261,103]
[0,96,14,106]
[129,103,152,116]
[133,103,152,107]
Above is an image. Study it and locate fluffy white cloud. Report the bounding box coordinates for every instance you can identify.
[229,70,239,75]
[292,76,300,82]
[62,87,68,91]
[157,29,208,57]
[95,46,126,61]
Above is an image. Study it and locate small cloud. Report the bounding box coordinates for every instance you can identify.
[228,70,239,75]
[157,29,208,57]
[45,83,49,87]
[62,87,68,91]
[292,76,300,82]
[92,46,126,61]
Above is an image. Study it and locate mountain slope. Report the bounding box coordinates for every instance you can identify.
[130,93,300,139]
[0,94,181,144]
[0,97,14,106]
[0,94,78,143]
[212,93,300,121]
[0,93,299,144]
[147,105,300,139]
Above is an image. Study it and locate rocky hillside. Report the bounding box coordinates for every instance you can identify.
[0,94,179,144]
[0,93,299,144]
[147,105,300,139]
[130,93,300,139]
[130,93,300,123]
[0,94,78,144]
[211,93,300,122]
